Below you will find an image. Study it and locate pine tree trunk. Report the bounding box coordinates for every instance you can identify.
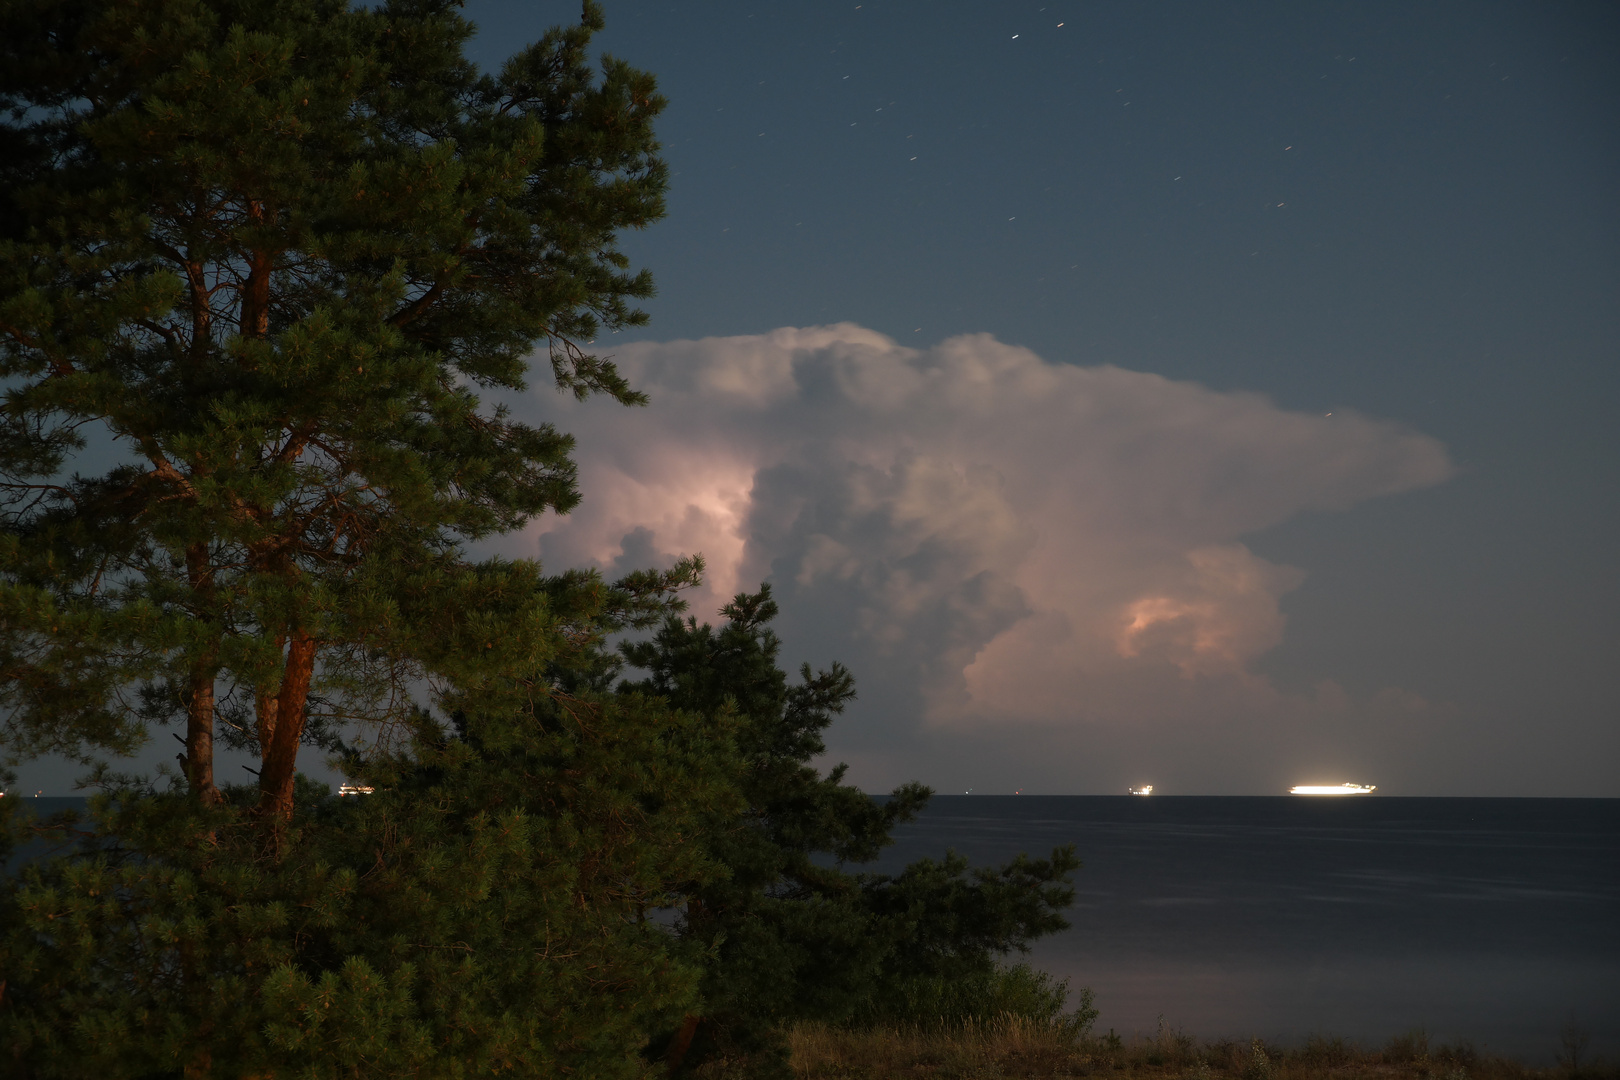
[183,670,223,806]
[240,207,271,338]
[182,543,223,805]
[665,1014,703,1076]
[257,630,316,825]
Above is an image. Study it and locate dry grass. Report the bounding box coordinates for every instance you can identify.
[783,1013,1087,1078]
[749,1017,1617,1080]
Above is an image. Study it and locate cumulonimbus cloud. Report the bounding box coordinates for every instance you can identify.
[520,325,1453,737]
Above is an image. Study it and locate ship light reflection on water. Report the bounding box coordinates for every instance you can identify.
[1289,783,1376,795]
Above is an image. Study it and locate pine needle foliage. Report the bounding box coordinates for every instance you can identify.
[2,564,742,1079]
[0,0,666,822]
[620,585,1081,1076]
[0,2,753,1076]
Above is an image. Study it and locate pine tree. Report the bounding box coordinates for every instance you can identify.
[619,586,1082,1075]
[0,0,664,825]
[1,563,745,1079]
[0,3,751,1075]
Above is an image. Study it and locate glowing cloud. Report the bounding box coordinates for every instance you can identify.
[519,325,1453,740]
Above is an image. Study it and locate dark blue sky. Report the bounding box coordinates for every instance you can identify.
[457,1,1620,795]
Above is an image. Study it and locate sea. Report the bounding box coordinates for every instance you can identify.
[8,794,1616,1063]
[866,795,1620,1064]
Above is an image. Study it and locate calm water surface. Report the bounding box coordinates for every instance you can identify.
[868,796,1619,1062]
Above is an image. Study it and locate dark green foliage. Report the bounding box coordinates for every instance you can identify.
[0,0,667,819]
[854,961,1094,1032]
[1,566,740,1078]
[0,2,751,1074]
[855,849,1085,1027]
[621,587,925,1045]
[620,585,1081,1073]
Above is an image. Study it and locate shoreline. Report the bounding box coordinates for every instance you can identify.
[770,1019,1616,1079]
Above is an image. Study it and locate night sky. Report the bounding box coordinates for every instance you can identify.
[14,2,1615,798]
[479,0,1617,798]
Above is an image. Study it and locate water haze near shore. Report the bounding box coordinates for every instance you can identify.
[868,795,1619,1064]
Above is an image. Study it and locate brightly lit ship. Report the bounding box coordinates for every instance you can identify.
[1289,783,1375,795]
[1128,785,1153,796]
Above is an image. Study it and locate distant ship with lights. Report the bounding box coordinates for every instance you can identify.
[1128,785,1153,796]
[1289,783,1375,795]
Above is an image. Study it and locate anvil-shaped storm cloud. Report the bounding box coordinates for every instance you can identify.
[517,325,1455,792]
